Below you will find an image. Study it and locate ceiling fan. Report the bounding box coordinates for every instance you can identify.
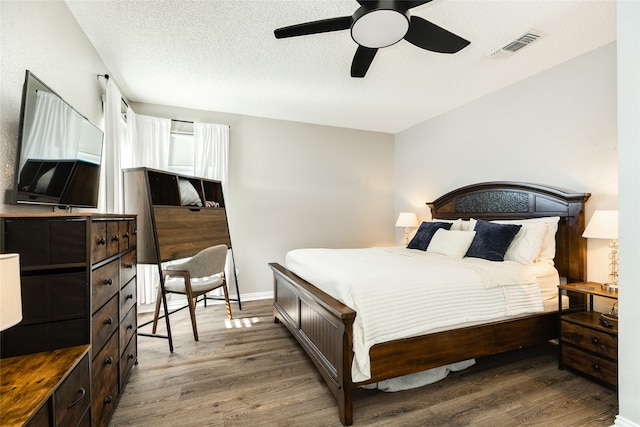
[274,0,470,78]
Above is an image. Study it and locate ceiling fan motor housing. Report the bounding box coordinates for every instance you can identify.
[351,1,410,48]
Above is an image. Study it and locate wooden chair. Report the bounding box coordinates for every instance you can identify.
[152,244,232,341]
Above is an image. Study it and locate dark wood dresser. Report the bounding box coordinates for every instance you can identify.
[0,213,138,426]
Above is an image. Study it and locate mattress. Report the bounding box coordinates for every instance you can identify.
[285,246,559,382]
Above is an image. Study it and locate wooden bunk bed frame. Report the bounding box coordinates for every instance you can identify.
[269,181,590,425]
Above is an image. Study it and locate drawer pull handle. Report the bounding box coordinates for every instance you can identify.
[67,387,86,408]
[124,232,130,239]
[127,324,133,330]
[97,237,106,245]
[104,396,113,404]
[112,235,119,242]
[105,356,113,365]
[591,337,600,345]
[128,353,135,360]
[133,230,137,235]
[126,294,134,300]
[105,278,113,285]
[593,363,600,370]
[105,317,113,325]
[125,263,134,269]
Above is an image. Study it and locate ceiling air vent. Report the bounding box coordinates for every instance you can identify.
[489,30,545,59]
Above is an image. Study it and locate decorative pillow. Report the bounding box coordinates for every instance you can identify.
[34,168,55,193]
[427,229,476,259]
[492,221,548,265]
[465,219,522,261]
[178,178,202,207]
[407,221,452,251]
[494,217,560,264]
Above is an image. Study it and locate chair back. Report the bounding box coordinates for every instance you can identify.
[166,244,228,278]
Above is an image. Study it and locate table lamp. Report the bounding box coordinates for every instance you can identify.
[396,212,419,245]
[582,210,618,292]
[1,253,22,331]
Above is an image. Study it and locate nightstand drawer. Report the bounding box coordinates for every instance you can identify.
[561,320,617,360]
[54,353,90,427]
[562,345,617,386]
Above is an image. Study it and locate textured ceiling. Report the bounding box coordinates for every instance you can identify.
[65,0,616,133]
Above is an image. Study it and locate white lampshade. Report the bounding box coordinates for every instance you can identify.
[395,212,419,228]
[583,210,619,239]
[0,253,22,331]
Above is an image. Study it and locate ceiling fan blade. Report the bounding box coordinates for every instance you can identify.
[404,0,434,9]
[404,16,470,53]
[274,16,352,39]
[356,0,432,8]
[351,46,378,78]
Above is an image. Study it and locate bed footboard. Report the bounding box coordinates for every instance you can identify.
[270,263,356,425]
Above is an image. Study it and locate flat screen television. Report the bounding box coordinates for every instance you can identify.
[13,70,104,209]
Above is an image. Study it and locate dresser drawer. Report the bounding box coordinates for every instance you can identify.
[561,320,617,360]
[92,259,119,313]
[92,333,120,427]
[120,305,137,352]
[562,345,617,386]
[92,295,119,354]
[120,279,137,322]
[54,353,90,427]
[4,218,86,267]
[91,221,108,263]
[107,221,121,257]
[120,332,137,385]
[121,249,137,286]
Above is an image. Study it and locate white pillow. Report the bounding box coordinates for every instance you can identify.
[34,168,55,193]
[500,222,547,265]
[493,217,560,264]
[434,218,476,231]
[178,178,202,206]
[427,229,476,259]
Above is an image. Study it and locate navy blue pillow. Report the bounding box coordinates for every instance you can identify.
[465,219,522,261]
[407,221,452,251]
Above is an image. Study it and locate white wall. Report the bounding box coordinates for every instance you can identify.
[616,2,640,426]
[0,1,108,211]
[129,103,395,297]
[395,42,618,283]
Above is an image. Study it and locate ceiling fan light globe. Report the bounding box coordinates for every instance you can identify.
[351,9,409,48]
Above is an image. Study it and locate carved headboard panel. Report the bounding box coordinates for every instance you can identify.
[427,182,591,282]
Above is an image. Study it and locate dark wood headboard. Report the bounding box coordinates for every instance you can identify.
[427,181,591,282]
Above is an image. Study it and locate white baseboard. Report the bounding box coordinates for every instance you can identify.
[137,290,274,314]
[614,415,640,427]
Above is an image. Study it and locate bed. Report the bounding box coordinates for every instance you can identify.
[269,181,590,425]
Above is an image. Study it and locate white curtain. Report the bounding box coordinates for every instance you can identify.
[100,79,125,214]
[193,123,229,185]
[125,109,171,170]
[126,109,171,305]
[21,90,82,170]
[193,122,235,299]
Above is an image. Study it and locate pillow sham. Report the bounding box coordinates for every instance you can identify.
[494,217,560,264]
[407,221,452,251]
[426,229,476,259]
[465,219,521,261]
[178,178,202,207]
[492,221,547,265]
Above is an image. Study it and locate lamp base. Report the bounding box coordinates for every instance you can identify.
[601,282,618,292]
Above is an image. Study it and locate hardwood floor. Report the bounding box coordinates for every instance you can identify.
[109,299,618,427]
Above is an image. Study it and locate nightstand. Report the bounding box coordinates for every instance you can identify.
[558,282,618,389]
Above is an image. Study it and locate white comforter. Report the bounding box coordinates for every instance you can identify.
[285,246,545,382]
